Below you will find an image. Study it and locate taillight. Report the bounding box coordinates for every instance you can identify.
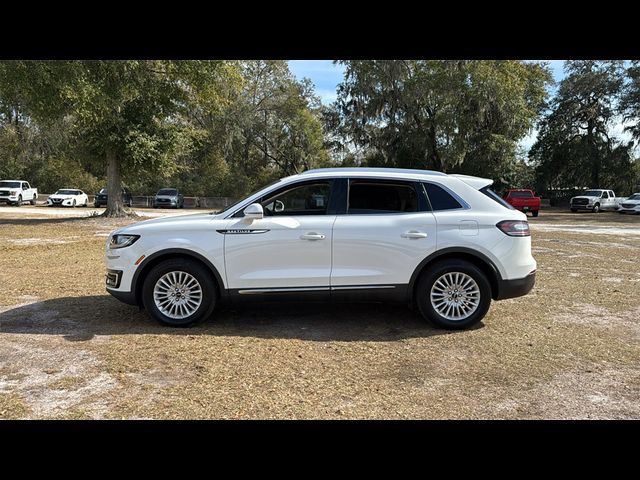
[496,220,530,237]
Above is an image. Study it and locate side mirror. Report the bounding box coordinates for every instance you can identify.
[243,203,264,220]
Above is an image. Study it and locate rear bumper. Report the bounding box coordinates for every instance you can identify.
[495,272,536,300]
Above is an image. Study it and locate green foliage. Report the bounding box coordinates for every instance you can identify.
[0,60,328,201]
[333,60,551,179]
[530,61,635,195]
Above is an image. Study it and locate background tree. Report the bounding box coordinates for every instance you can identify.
[0,60,240,216]
[530,60,635,195]
[333,60,551,180]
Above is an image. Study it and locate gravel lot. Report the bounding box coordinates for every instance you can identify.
[0,208,639,419]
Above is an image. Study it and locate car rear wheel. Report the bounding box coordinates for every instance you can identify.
[532,210,539,217]
[142,258,217,327]
[571,208,577,212]
[415,259,491,330]
[30,194,36,205]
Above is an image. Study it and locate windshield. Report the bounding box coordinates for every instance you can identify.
[0,181,21,189]
[627,194,640,201]
[582,190,602,197]
[509,191,533,198]
[215,179,283,216]
[56,189,80,195]
[157,189,177,196]
[99,188,107,194]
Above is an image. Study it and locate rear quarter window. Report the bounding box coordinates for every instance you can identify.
[422,182,464,211]
[481,187,514,209]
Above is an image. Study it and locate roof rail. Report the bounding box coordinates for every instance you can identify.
[300,167,447,177]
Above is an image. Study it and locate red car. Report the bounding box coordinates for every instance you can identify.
[503,189,541,217]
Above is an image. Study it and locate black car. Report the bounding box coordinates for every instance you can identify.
[154,188,184,209]
[94,187,133,208]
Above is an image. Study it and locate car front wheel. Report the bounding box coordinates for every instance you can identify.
[415,259,491,330]
[142,258,217,327]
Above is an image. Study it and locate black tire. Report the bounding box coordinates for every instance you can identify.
[142,258,217,327]
[415,259,492,330]
[30,194,36,205]
[15,195,22,207]
[593,203,600,213]
[570,208,577,212]
[72,199,76,208]
[532,210,539,217]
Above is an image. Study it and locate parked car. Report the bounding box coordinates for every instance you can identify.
[570,189,622,212]
[503,189,541,217]
[618,193,640,214]
[105,168,536,330]
[0,180,38,206]
[154,188,184,209]
[47,188,89,207]
[94,187,133,208]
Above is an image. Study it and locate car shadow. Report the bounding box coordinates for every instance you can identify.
[0,295,479,342]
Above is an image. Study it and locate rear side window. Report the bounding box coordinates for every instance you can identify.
[423,182,463,211]
[348,181,419,214]
[481,187,514,209]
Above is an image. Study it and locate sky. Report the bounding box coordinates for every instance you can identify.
[288,60,632,154]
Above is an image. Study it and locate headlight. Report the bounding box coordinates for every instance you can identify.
[109,234,140,249]
[10,190,18,195]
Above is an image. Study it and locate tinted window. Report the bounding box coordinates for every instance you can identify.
[602,191,609,198]
[482,187,514,209]
[261,182,331,216]
[509,191,533,198]
[423,182,463,211]
[348,181,419,214]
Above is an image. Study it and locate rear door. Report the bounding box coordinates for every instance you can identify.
[331,179,437,291]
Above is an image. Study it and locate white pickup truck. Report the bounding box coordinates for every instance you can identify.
[0,180,38,206]
[570,189,626,213]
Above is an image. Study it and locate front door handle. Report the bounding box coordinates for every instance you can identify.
[300,232,326,241]
[401,230,428,239]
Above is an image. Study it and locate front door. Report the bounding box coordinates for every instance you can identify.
[223,180,336,295]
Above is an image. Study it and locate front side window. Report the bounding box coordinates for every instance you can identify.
[347,181,419,214]
[423,182,464,211]
[261,182,331,216]
[602,191,609,198]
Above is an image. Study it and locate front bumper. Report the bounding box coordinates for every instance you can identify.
[106,287,138,305]
[495,272,536,300]
[0,196,18,202]
[106,268,137,305]
[571,203,594,210]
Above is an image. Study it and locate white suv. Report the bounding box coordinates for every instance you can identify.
[105,168,536,329]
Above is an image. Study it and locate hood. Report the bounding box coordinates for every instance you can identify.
[621,198,640,204]
[572,195,597,200]
[117,212,223,234]
[50,194,78,200]
[155,195,177,199]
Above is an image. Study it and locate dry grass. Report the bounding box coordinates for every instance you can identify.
[0,208,639,419]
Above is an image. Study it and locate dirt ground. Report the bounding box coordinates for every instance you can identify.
[0,208,639,419]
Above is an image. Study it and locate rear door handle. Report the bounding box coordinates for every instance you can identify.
[401,230,428,239]
[300,232,326,241]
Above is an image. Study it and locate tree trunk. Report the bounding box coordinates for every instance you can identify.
[103,146,127,217]
[587,122,599,187]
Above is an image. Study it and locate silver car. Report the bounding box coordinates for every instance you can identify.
[618,193,640,214]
